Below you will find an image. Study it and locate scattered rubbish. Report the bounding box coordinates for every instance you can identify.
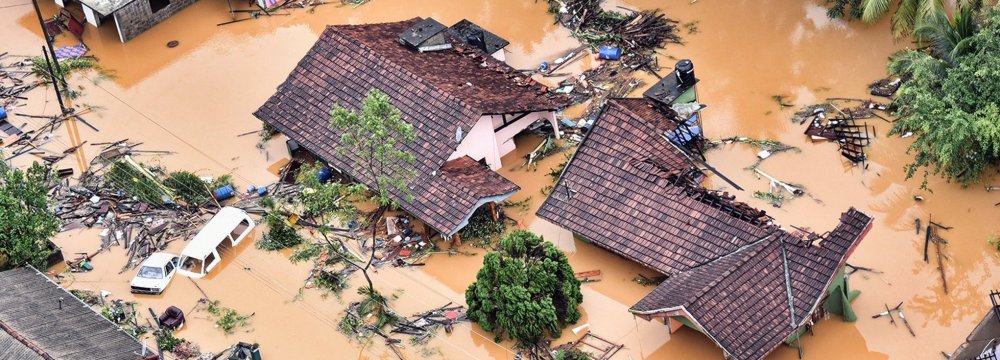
[752,169,804,207]
[167,40,179,48]
[632,273,666,286]
[914,195,924,201]
[574,269,602,282]
[53,44,88,60]
[708,136,799,170]
[571,323,590,334]
[390,302,468,343]
[597,46,621,60]
[870,77,902,98]
[551,331,624,359]
[101,299,151,338]
[224,342,261,360]
[872,302,916,337]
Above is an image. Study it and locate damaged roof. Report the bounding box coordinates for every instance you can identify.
[536,98,774,274]
[0,266,147,360]
[447,19,510,55]
[631,209,873,360]
[537,97,874,360]
[254,18,552,235]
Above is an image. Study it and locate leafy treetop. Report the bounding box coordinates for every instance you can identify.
[889,5,1000,188]
[465,230,583,345]
[0,162,60,270]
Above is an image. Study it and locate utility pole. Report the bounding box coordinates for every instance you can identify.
[30,0,68,113]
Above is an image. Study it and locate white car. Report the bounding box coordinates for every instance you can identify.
[130,252,180,295]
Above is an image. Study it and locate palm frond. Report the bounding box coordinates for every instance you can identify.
[863,0,894,23]
[892,0,919,37]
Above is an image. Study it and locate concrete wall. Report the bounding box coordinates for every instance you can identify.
[113,0,197,42]
[450,116,500,169]
[449,111,557,170]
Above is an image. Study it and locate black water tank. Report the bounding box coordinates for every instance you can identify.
[675,59,695,86]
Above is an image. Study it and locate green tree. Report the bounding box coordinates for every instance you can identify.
[828,0,981,38]
[329,89,416,315]
[914,6,979,64]
[889,5,1000,187]
[0,162,60,269]
[465,230,583,345]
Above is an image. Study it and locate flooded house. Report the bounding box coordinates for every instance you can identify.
[537,71,874,358]
[50,0,196,42]
[0,266,156,359]
[254,17,565,241]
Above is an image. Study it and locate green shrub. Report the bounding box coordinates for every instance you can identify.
[256,213,303,251]
[163,171,210,206]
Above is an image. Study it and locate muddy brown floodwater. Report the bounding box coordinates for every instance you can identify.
[3,0,999,358]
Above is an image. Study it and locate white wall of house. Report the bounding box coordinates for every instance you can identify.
[450,116,501,169]
[449,111,558,170]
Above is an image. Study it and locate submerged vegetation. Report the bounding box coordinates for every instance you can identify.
[29,56,111,99]
[105,161,169,205]
[888,5,1000,188]
[257,212,304,250]
[206,300,252,334]
[457,207,508,248]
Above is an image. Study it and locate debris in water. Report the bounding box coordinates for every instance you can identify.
[574,269,602,283]
[872,302,915,337]
[870,77,902,97]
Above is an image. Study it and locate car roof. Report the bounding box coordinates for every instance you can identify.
[142,252,177,266]
[180,206,253,259]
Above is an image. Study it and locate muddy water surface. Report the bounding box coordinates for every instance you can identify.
[4,0,998,358]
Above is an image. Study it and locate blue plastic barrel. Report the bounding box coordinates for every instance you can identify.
[539,61,549,71]
[598,46,621,60]
[0,107,7,120]
[213,185,235,200]
[256,187,268,196]
[316,167,332,183]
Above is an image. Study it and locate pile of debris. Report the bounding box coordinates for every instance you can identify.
[793,99,889,166]
[50,140,262,273]
[0,53,44,138]
[549,0,681,57]
[542,0,682,127]
[390,302,467,343]
[869,76,902,98]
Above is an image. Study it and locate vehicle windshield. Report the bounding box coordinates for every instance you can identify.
[137,266,164,279]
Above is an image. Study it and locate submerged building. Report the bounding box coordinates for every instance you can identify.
[0,266,155,360]
[255,18,565,241]
[537,66,873,359]
[51,0,197,42]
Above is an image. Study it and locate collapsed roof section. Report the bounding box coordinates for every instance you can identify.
[537,98,774,274]
[537,97,874,360]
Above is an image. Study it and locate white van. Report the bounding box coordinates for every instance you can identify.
[177,207,255,279]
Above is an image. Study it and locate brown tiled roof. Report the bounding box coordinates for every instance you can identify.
[440,156,519,199]
[536,98,774,274]
[332,18,565,114]
[537,97,874,360]
[630,209,873,360]
[254,18,540,235]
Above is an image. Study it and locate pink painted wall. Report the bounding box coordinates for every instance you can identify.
[448,111,557,170]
